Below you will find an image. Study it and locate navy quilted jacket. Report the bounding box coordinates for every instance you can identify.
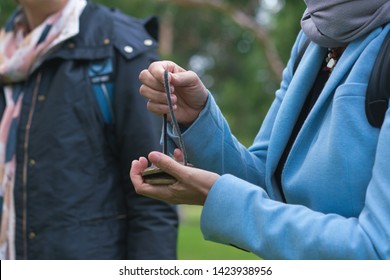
[0,2,178,260]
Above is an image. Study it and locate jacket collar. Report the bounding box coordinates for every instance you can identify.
[45,2,158,61]
[264,26,385,196]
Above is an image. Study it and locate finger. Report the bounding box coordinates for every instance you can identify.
[147,100,176,116]
[139,69,165,92]
[148,151,186,179]
[130,157,177,203]
[139,156,149,167]
[130,157,149,187]
[140,84,177,105]
[139,84,170,104]
[159,60,187,75]
[145,61,186,85]
[173,148,184,163]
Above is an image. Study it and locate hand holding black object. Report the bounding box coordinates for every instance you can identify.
[142,70,189,185]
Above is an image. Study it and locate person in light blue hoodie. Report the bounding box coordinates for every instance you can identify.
[130,0,390,259]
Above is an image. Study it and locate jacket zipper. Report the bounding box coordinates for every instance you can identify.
[21,72,41,259]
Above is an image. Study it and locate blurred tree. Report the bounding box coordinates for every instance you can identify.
[0,0,17,25]
[0,0,306,146]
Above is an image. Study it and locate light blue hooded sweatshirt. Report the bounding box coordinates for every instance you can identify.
[168,24,390,259]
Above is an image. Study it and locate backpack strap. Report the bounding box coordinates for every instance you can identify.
[88,58,115,124]
[365,30,390,128]
[294,31,390,128]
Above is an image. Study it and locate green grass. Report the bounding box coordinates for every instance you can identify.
[177,205,260,260]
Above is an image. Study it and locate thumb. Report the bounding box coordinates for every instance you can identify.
[148,151,185,179]
[170,70,199,87]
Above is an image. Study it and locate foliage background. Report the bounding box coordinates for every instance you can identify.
[0,0,306,146]
[0,0,306,259]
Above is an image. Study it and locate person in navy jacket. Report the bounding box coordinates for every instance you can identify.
[0,0,178,259]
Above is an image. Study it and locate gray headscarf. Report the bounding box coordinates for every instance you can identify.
[301,0,390,47]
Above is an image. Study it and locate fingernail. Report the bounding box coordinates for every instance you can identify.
[150,151,162,162]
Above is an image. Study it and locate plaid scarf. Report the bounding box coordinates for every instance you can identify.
[0,0,86,259]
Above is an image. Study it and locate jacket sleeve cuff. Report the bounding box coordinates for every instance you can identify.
[165,92,223,154]
[200,174,268,252]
